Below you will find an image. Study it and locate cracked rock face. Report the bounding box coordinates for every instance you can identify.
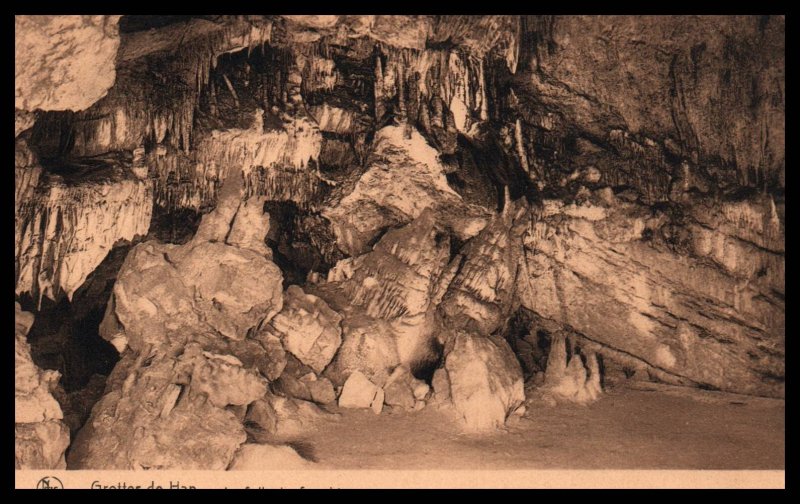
[519,193,785,398]
[15,15,121,112]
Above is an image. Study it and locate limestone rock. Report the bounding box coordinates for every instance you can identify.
[520,196,785,397]
[15,167,152,304]
[431,368,451,403]
[14,303,70,470]
[383,366,417,410]
[323,313,401,388]
[69,343,265,469]
[229,443,313,470]
[322,123,489,257]
[15,422,70,470]
[316,210,453,386]
[439,200,531,334]
[338,371,380,409]
[246,394,334,442]
[444,332,525,431]
[175,241,283,341]
[371,388,385,414]
[541,333,602,404]
[226,196,271,255]
[15,15,121,111]
[267,285,343,374]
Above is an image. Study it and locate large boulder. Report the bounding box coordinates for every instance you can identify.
[443,332,525,432]
[15,15,121,112]
[69,343,266,469]
[322,123,489,257]
[338,371,381,410]
[246,393,335,442]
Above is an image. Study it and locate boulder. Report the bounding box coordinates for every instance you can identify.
[444,332,525,432]
[267,285,343,374]
[226,196,272,256]
[383,366,417,410]
[322,123,489,257]
[246,394,334,442]
[69,343,265,469]
[338,371,380,409]
[228,443,313,470]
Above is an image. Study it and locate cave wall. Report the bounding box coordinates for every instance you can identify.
[13,16,785,462]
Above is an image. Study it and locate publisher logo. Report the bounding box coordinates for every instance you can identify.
[36,476,64,489]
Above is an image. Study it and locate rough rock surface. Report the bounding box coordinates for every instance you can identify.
[266,285,342,374]
[228,443,313,470]
[15,303,70,469]
[315,209,452,386]
[69,344,265,469]
[520,194,785,398]
[338,371,381,409]
[15,15,121,112]
[323,123,489,256]
[245,393,334,442]
[15,166,152,304]
[439,199,531,334]
[514,15,784,196]
[443,332,525,432]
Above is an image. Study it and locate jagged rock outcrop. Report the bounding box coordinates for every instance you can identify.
[313,209,452,386]
[68,343,266,469]
[519,192,785,398]
[15,165,152,305]
[264,285,342,374]
[323,123,490,256]
[71,170,286,468]
[442,331,525,432]
[15,303,70,470]
[439,197,531,334]
[15,15,121,112]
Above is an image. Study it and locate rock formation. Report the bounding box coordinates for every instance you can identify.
[15,303,70,469]
[13,15,784,469]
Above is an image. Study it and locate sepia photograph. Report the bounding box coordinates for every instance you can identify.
[13,14,784,489]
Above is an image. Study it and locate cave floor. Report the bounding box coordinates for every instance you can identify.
[298,382,784,470]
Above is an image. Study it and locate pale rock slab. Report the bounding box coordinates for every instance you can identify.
[229,443,313,470]
[444,332,525,432]
[520,196,785,397]
[338,371,380,409]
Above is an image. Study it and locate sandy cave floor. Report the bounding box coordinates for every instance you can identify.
[289,382,784,470]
